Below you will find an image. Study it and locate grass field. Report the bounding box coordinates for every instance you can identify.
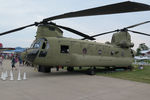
[97,65,150,84]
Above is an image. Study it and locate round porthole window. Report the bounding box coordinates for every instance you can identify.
[83,48,87,54]
[98,50,102,55]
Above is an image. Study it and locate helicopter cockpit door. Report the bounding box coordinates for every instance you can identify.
[39,39,49,57]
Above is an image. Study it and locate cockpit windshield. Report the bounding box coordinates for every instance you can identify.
[30,38,49,50]
[30,39,44,49]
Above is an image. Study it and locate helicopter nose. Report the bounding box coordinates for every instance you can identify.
[26,49,39,62]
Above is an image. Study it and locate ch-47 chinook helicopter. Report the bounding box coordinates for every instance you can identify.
[0,1,150,75]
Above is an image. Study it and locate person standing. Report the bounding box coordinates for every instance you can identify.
[0,55,3,71]
[18,56,23,66]
[0,55,3,66]
[11,56,17,70]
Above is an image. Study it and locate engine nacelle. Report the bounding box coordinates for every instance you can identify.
[117,41,134,48]
[111,31,134,48]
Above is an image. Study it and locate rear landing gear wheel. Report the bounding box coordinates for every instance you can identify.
[128,66,133,71]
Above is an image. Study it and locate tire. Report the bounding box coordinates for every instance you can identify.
[87,69,95,75]
[38,66,51,73]
[67,67,74,72]
[128,66,133,71]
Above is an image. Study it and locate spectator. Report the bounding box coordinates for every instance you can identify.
[18,56,23,66]
[11,56,17,70]
[0,55,3,66]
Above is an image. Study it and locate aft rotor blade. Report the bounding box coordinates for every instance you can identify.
[50,23,95,40]
[0,23,36,36]
[91,30,118,37]
[43,1,150,22]
[126,21,150,29]
[128,30,150,36]
[82,30,117,40]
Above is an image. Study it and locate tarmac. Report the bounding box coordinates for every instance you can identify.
[0,59,150,100]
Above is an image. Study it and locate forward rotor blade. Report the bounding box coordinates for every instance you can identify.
[0,23,36,36]
[128,30,150,36]
[126,21,150,29]
[43,1,150,22]
[50,23,95,40]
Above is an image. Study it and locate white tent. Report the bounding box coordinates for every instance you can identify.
[134,56,150,60]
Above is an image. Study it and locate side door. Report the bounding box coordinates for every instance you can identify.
[58,40,71,65]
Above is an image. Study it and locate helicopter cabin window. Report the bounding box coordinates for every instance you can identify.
[82,48,87,54]
[98,50,102,55]
[61,45,69,53]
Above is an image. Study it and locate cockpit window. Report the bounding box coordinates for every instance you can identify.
[46,42,49,49]
[42,42,46,49]
[41,41,50,50]
[30,39,44,49]
[34,43,40,48]
[33,40,41,48]
[31,38,49,50]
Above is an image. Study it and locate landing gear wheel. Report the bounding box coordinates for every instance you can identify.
[79,66,82,70]
[67,67,74,72]
[128,66,133,71]
[38,66,51,73]
[56,67,59,71]
[87,69,95,75]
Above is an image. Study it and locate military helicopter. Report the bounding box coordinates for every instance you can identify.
[0,1,150,75]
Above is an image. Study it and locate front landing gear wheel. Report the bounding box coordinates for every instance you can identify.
[38,66,51,73]
[67,67,74,72]
[87,68,95,75]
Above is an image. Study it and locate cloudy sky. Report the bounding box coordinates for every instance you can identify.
[0,0,150,50]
